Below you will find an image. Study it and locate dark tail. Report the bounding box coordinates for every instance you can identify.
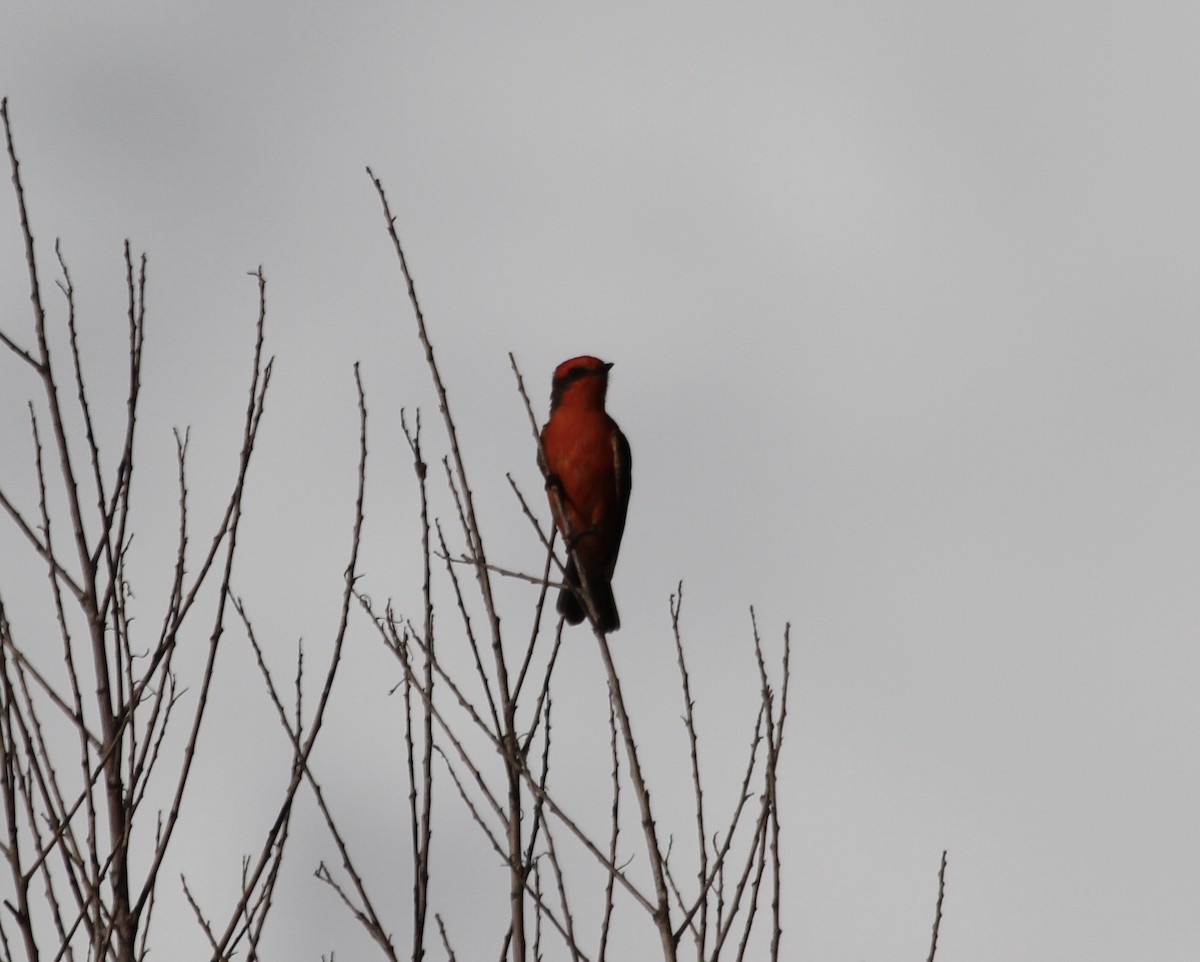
[557,560,620,632]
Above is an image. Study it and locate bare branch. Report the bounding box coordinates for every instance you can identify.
[205,359,368,961]
[596,689,620,962]
[400,406,436,962]
[138,269,275,930]
[926,851,948,962]
[369,170,531,959]
[669,584,708,955]
[435,914,459,962]
[0,99,47,374]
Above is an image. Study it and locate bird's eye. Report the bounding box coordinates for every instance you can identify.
[570,366,585,378]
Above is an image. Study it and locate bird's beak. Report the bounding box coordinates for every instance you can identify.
[601,362,614,373]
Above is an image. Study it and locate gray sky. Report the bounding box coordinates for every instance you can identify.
[2,2,1199,959]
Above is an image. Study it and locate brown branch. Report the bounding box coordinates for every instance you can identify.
[751,611,790,961]
[361,593,660,920]
[676,700,765,948]
[516,616,564,761]
[55,240,107,578]
[596,689,620,962]
[0,624,40,962]
[367,169,504,650]
[926,850,948,962]
[243,611,398,962]
[138,269,275,932]
[0,487,84,602]
[370,169,530,960]
[669,584,709,954]
[442,551,567,592]
[432,519,501,739]
[592,630,677,959]
[93,242,145,624]
[511,542,561,712]
[434,744,506,853]
[205,360,367,961]
[400,407,435,962]
[1,98,48,375]
[435,914,459,962]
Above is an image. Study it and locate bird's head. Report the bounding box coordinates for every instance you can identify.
[550,355,614,411]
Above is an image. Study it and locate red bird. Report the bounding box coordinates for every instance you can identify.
[540,356,632,632]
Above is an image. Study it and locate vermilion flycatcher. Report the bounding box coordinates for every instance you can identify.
[540,356,631,632]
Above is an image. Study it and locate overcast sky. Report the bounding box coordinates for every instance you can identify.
[2,2,1199,959]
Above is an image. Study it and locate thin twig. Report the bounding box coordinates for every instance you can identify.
[436,914,459,962]
[142,268,275,932]
[926,850,948,962]
[401,407,436,962]
[670,584,709,955]
[370,169,530,960]
[597,688,620,962]
[0,99,47,374]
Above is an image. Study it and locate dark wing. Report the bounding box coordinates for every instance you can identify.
[607,417,632,569]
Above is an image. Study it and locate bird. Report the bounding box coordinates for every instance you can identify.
[539,355,632,632]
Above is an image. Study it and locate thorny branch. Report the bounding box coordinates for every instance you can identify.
[338,168,796,961]
[0,114,800,962]
[0,99,278,962]
[926,851,948,962]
